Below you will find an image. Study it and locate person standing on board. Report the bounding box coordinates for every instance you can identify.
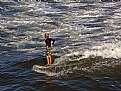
[45,33,55,65]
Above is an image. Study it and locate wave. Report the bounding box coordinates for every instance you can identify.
[32,56,121,78]
[32,41,121,78]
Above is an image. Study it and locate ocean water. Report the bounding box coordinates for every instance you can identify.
[1,0,121,91]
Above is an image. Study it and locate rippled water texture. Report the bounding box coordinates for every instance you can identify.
[1,0,121,91]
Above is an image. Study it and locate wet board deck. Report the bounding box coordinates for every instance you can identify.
[32,65,51,74]
[32,65,50,70]
[32,65,58,76]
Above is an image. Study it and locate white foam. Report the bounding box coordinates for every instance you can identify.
[54,41,121,65]
[83,41,121,59]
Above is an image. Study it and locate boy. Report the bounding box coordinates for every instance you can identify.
[45,33,55,65]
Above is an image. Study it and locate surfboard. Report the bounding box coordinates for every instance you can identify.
[32,65,58,76]
[32,65,50,74]
[33,65,50,69]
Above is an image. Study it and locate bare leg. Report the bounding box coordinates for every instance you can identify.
[46,56,50,64]
[49,55,52,64]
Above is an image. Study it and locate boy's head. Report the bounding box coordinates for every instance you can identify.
[45,33,49,38]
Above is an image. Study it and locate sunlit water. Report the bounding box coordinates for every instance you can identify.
[1,0,121,91]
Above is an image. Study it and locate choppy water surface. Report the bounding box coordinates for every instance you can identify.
[1,0,121,91]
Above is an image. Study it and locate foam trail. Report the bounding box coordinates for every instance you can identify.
[83,41,121,59]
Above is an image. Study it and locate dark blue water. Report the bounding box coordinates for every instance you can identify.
[1,0,121,91]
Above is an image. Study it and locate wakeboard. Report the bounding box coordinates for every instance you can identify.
[32,65,51,75]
